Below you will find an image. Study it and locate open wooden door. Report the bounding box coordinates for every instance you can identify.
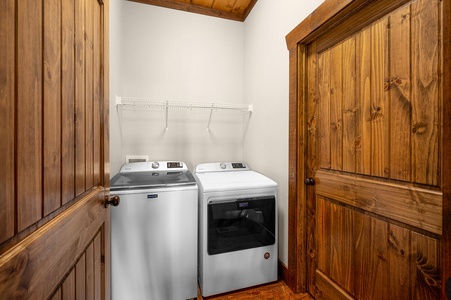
[286,0,450,299]
[0,0,111,298]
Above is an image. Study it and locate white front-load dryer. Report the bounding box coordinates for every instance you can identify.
[194,162,278,297]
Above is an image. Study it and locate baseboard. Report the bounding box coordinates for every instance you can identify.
[278,259,289,282]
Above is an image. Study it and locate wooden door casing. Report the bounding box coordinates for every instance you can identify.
[286,0,449,299]
[0,0,110,299]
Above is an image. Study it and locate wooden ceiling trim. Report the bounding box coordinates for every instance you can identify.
[127,0,257,22]
[242,0,257,21]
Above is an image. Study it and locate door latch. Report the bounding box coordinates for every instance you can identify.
[105,195,120,208]
[304,178,315,186]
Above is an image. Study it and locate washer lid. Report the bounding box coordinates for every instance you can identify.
[110,161,196,190]
[194,170,277,192]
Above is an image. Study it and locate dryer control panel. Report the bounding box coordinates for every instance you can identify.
[231,163,246,169]
[194,162,250,173]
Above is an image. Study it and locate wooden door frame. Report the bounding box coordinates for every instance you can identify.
[102,0,111,298]
[285,0,451,298]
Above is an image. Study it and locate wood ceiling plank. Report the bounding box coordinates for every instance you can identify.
[212,0,236,12]
[193,0,214,8]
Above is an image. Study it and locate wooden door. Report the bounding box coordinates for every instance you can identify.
[0,0,110,299]
[310,1,442,298]
[286,0,450,299]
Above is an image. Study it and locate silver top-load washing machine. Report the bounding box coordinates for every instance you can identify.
[194,162,278,297]
[110,161,198,300]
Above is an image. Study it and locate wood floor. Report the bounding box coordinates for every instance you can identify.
[197,279,314,300]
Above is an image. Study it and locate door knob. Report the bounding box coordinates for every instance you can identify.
[304,178,315,186]
[105,195,120,208]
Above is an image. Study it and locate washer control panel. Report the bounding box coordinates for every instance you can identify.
[167,162,183,168]
[120,161,187,173]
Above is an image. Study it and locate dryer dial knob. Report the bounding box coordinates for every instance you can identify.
[220,162,226,169]
[152,162,160,169]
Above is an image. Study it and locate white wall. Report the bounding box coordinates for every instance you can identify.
[109,0,125,177]
[110,1,245,174]
[243,0,323,265]
[109,0,323,267]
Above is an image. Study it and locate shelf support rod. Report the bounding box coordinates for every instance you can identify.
[165,101,169,131]
[206,103,214,131]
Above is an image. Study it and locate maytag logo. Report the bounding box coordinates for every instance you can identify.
[147,194,158,199]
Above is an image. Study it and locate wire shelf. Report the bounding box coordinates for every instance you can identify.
[116,96,253,131]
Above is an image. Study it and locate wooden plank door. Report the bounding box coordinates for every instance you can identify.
[0,0,110,299]
[303,0,443,299]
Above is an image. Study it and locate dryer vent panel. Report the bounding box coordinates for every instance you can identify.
[126,155,149,163]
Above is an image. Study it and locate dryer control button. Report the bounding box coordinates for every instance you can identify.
[152,162,160,169]
[264,252,270,259]
[219,162,227,169]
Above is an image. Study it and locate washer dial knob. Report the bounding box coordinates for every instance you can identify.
[151,162,160,169]
[220,162,227,169]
